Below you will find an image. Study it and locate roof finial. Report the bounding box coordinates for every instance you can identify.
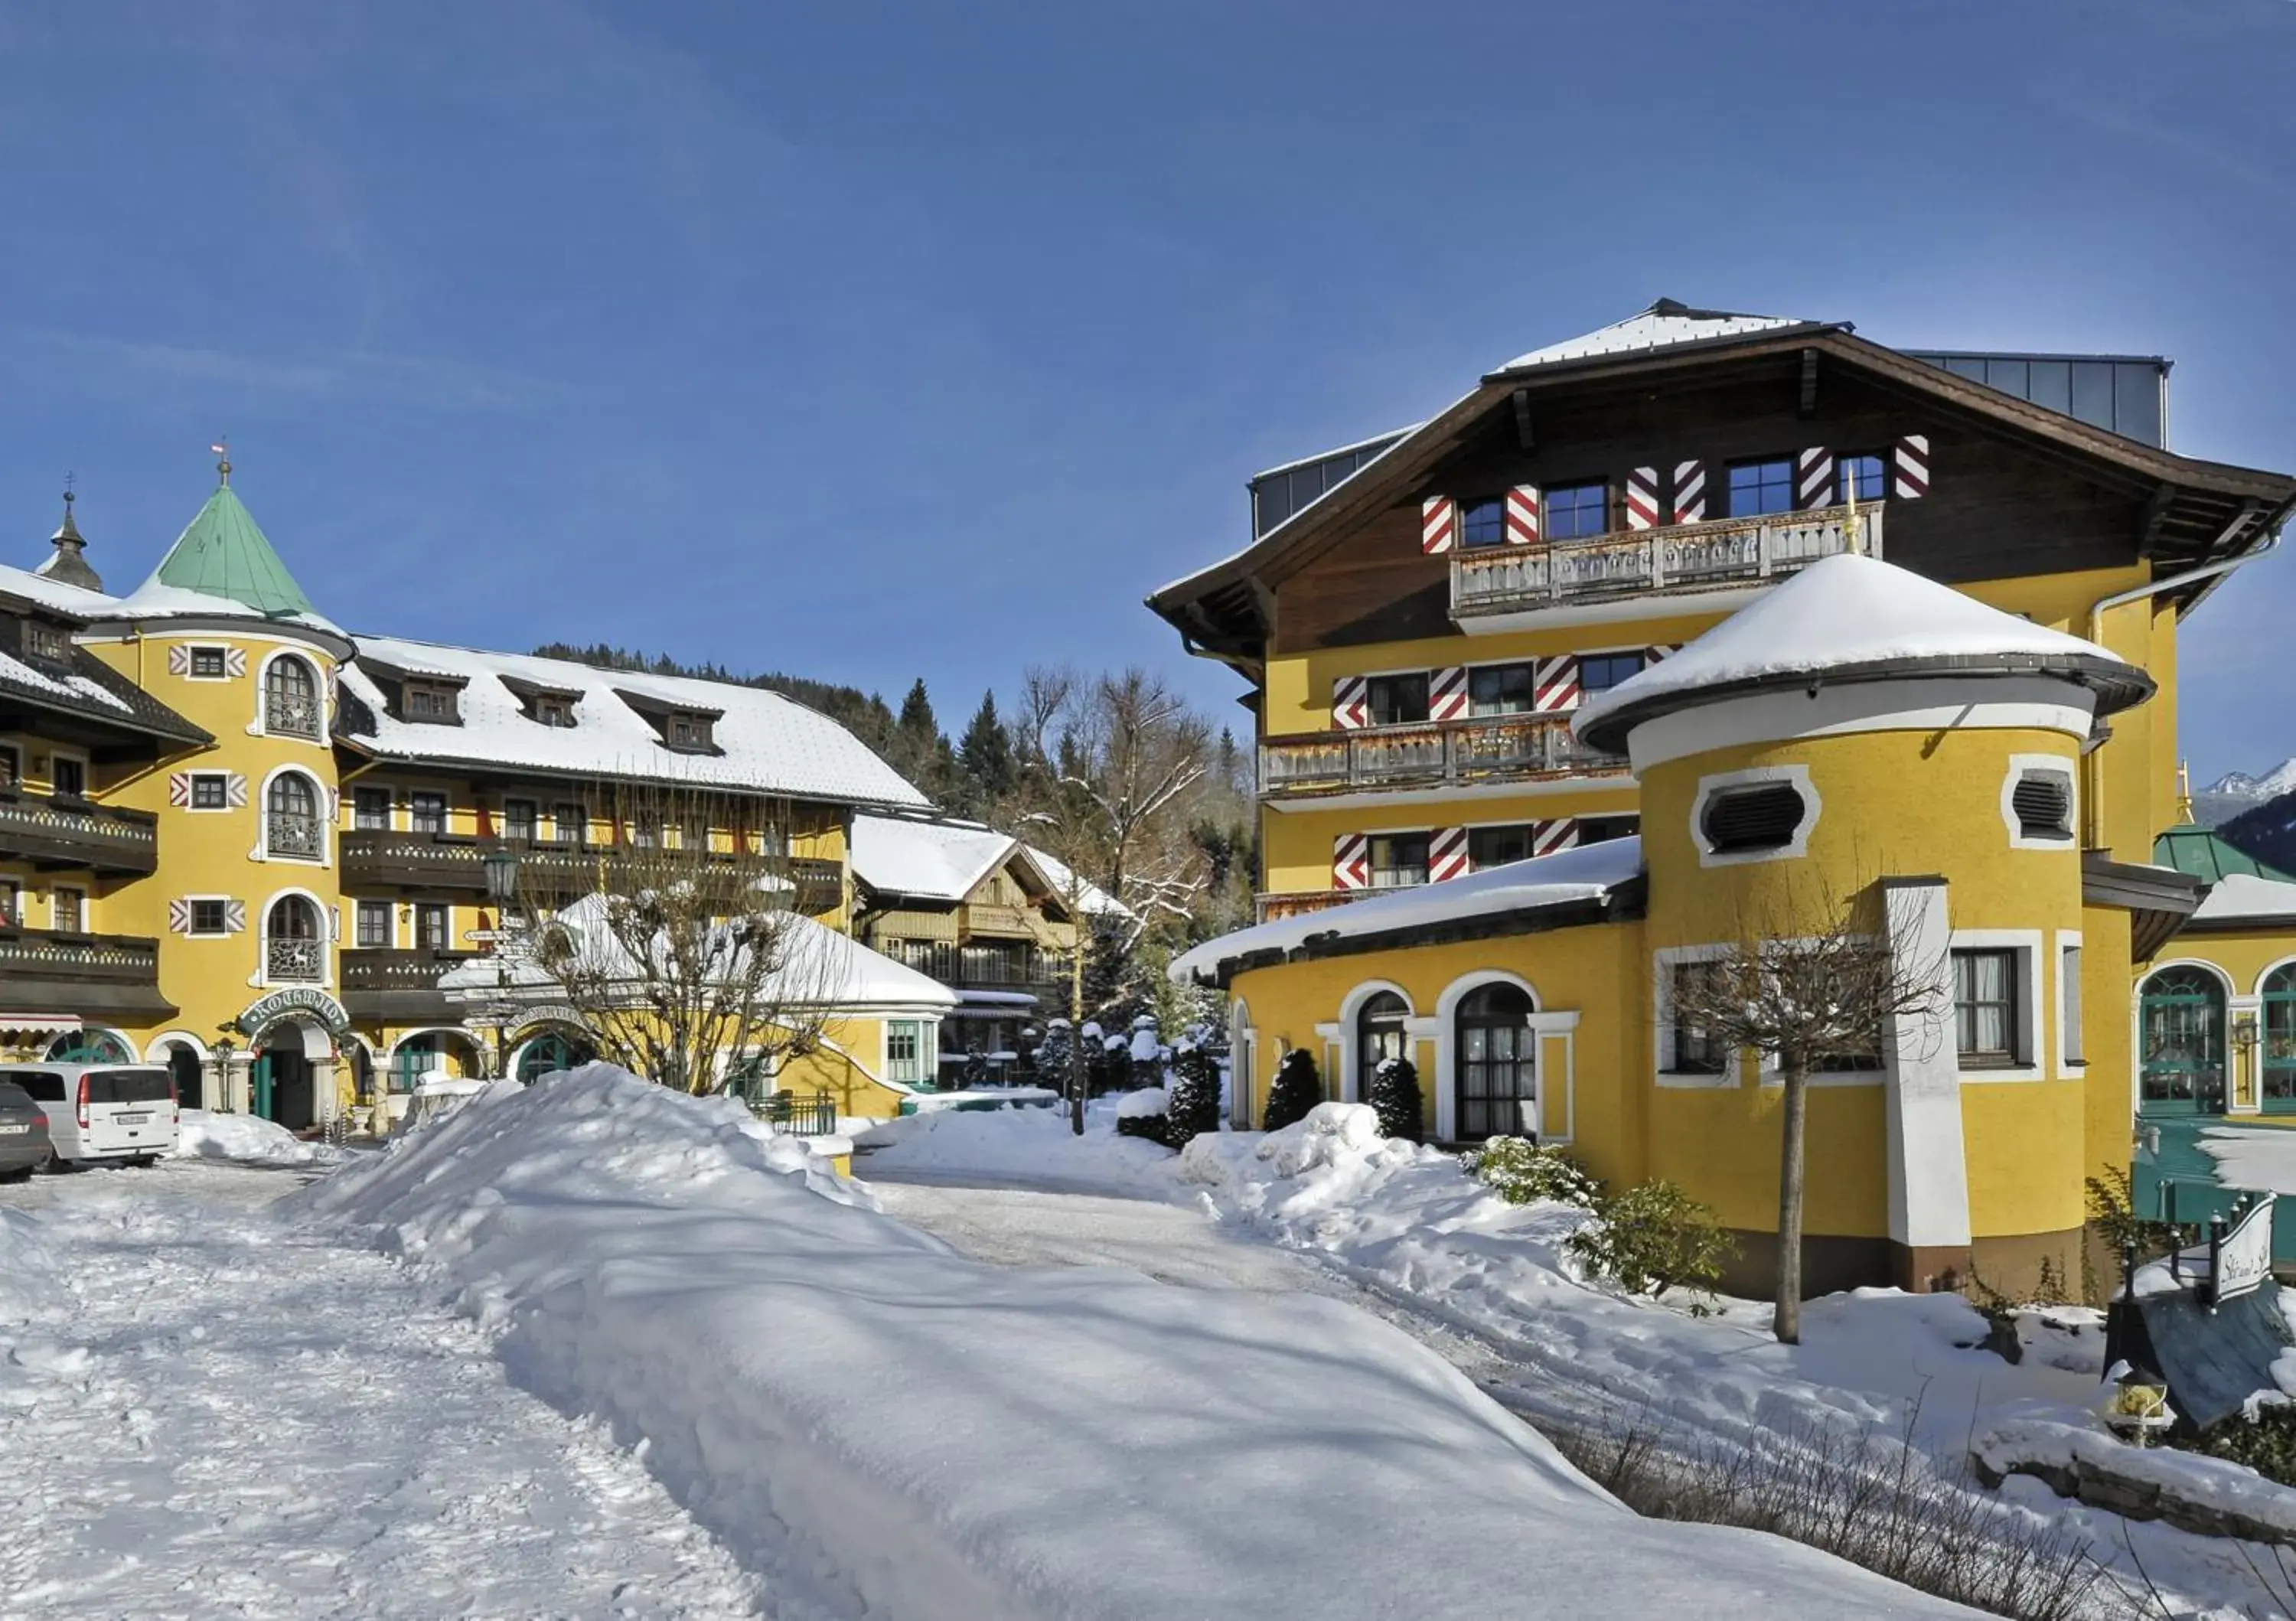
[210,437,231,488]
[2177,760,2196,824]
[38,471,101,590]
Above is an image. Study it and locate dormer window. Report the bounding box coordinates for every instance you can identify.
[614,688,724,755]
[536,695,576,727]
[403,681,461,724]
[670,713,713,751]
[501,675,582,729]
[21,622,69,667]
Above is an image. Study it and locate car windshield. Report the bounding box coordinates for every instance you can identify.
[87,1069,173,1104]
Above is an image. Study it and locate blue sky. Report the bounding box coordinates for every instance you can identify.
[2,2,2293,777]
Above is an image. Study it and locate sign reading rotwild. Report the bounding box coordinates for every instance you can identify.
[236,987,354,1038]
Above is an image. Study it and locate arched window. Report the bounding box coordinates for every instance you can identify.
[266,773,323,859]
[265,655,321,739]
[46,1029,132,1064]
[2265,965,2296,1113]
[266,895,322,983]
[517,1031,593,1084]
[1356,991,1408,1097]
[2139,967,2226,1116]
[1455,983,1538,1143]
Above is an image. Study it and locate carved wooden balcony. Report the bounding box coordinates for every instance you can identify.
[1259,713,1627,804]
[0,791,159,876]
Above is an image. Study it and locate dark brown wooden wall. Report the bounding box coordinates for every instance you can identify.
[1271,364,2148,655]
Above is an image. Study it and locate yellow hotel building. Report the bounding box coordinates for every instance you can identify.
[1154,303,2296,1297]
[0,462,950,1127]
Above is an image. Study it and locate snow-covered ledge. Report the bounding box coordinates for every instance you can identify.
[1975,1418,2296,1545]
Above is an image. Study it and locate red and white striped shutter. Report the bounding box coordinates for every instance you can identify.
[1428,827,1470,883]
[1532,656,1580,713]
[1333,833,1369,892]
[224,648,248,678]
[1671,460,1707,525]
[1332,676,1368,731]
[168,899,191,933]
[225,900,246,934]
[168,772,192,807]
[226,774,249,807]
[1503,484,1541,546]
[1420,495,1459,555]
[1532,817,1580,857]
[1625,467,1662,530]
[1893,435,1930,498]
[1796,446,1835,510]
[1428,667,1469,722]
[166,645,191,677]
[1645,643,1681,664]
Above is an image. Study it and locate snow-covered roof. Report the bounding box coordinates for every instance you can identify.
[1170,837,1644,984]
[338,634,928,809]
[2192,873,2296,927]
[445,897,957,1012]
[1574,553,2151,752]
[103,578,349,640]
[0,559,118,619]
[1494,299,1828,374]
[851,814,1016,902]
[1022,843,1129,918]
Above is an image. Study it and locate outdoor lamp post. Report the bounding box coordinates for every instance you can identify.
[2234,1011,2262,1110]
[2102,1360,2175,1447]
[482,848,520,910]
[210,1035,236,1114]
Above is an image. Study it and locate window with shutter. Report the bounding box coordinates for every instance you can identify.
[1699,783,1808,854]
[2011,771,2073,840]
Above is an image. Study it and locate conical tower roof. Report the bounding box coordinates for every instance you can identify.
[135,481,320,619]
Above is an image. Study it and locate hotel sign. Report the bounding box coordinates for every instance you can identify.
[236,987,354,1038]
[2207,1193,2276,1310]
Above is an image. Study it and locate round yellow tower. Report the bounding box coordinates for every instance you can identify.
[1574,553,2154,1297]
[80,460,354,1127]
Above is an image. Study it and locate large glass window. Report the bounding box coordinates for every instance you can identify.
[1459,498,1506,548]
[264,656,321,739]
[410,791,448,836]
[1365,673,1430,727]
[354,787,391,830]
[416,904,451,951]
[266,773,322,859]
[51,756,83,798]
[266,895,321,982]
[1578,652,1646,695]
[1952,948,2021,1067]
[502,799,538,842]
[1669,960,1724,1075]
[1356,991,1409,1095]
[2265,965,2296,1111]
[1369,833,1430,889]
[1455,983,1538,1142]
[2140,965,2226,1114]
[1544,481,1608,540]
[887,1019,938,1086]
[1467,663,1534,716]
[1468,824,1534,870]
[356,900,391,949]
[1578,814,1639,845]
[51,886,84,934]
[1838,453,1886,503]
[1727,458,1795,517]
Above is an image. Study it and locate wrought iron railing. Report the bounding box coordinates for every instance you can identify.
[1450,504,1882,618]
[1260,713,1626,799]
[267,810,325,859]
[265,688,324,739]
[268,937,323,981]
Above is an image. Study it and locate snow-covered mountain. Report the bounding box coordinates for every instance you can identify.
[2194,758,2296,827]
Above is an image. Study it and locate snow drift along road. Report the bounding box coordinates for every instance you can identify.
[302,1066,1969,1620]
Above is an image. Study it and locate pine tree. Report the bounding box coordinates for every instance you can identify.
[957,690,1016,812]
[1166,1042,1221,1150]
[1367,1056,1424,1143]
[1263,1048,1322,1132]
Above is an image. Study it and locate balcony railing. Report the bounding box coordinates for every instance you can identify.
[339,830,845,914]
[268,937,324,982]
[1261,713,1626,801]
[265,689,324,739]
[0,928,163,983]
[340,947,483,992]
[1255,889,1377,925]
[266,809,325,859]
[0,790,159,876]
[1450,504,1882,621]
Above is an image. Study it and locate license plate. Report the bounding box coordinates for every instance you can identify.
[116,1114,150,1124]
[0,1124,24,1136]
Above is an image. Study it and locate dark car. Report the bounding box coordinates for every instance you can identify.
[0,1080,51,1180]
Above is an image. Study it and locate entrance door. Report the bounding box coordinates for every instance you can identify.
[253,1052,275,1121]
[254,1037,315,1130]
[2141,967,2228,1116]
[165,1044,203,1111]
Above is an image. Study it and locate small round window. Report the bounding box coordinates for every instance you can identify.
[1699,782,1808,855]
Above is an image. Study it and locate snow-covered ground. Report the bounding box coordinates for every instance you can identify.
[298,1068,1968,1618]
[0,1158,758,1617]
[861,1100,2296,1617]
[168,1107,351,1168]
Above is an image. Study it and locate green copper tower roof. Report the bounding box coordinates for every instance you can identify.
[139,481,321,619]
[2154,821,2296,885]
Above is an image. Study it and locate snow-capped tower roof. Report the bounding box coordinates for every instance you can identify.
[1572,553,2153,755]
[105,455,345,644]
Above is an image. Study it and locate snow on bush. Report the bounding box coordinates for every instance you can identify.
[1114,1086,1169,1120]
[1365,1055,1423,1143]
[170,1108,348,1168]
[297,1063,1959,1620]
[1466,1137,1598,1207]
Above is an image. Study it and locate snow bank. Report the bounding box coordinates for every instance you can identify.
[0,1206,59,1323]
[302,1065,1964,1619]
[169,1108,348,1169]
[858,1096,1181,1195]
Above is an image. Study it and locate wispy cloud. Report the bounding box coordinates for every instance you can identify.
[11,329,577,413]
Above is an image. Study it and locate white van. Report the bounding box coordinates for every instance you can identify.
[0,1063,179,1167]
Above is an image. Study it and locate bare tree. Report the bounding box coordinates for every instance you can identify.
[1010,665,1215,1132]
[517,781,848,1094]
[1663,878,1946,1343]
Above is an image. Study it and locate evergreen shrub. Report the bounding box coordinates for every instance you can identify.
[1566,1180,1737,1302]
[1165,1043,1221,1150]
[1262,1049,1322,1132]
[1365,1055,1424,1143]
[1466,1137,1596,1206]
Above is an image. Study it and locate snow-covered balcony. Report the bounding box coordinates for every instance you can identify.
[1449,504,1883,631]
[1259,713,1628,810]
